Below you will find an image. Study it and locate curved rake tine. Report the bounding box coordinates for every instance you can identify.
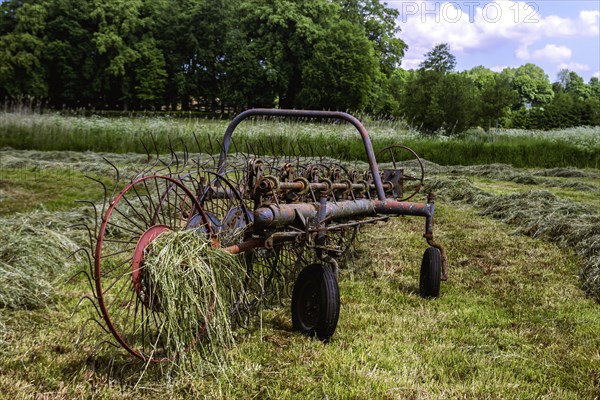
[102,158,121,200]
[70,295,102,320]
[307,142,315,158]
[192,132,204,163]
[216,138,226,170]
[258,140,267,157]
[150,132,160,161]
[207,135,215,155]
[92,340,119,354]
[140,139,152,164]
[91,341,120,363]
[76,317,112,346]
[67,224,96,258]
[166,138,177,176]
[168,137,184,176]
[75,200,99,236]
[68,247,95,278]
[242,137,251,158]
[181,138,189,167]
[327,144,335,160]
[242,140,251,163]
[130,133,163,178]
[247,141,257,158]
[135,133,163,177]
[269,136,276,157]
[65,247,95,284]
[155,151,176,175]
[231,137,239,155]
[86,176,109,219]
[207,152,217,167]
[278,136,286,160]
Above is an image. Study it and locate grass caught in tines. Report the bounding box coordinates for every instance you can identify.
[142,230,247,370]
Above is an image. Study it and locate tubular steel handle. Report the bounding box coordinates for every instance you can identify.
[217,108,386,200]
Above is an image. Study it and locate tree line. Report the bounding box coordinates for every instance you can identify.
[1,0,599,132]
[393,44,600,133]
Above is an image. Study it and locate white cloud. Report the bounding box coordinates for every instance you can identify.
[393,1,599,56]
[593,71,600,79]
[517,44,572,63]
[558,62,592,73]
[490,65,509,73]
[400,58,424,70]
[579,10,600,29]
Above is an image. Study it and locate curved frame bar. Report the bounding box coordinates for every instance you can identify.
[217,108,386,200]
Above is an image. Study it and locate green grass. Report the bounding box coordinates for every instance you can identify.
[0,167,112,215]
[1,204,599,398]
[1,112,599,168]
[0,149,599,397]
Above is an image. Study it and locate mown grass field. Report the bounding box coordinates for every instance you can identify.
[0,116,599,398]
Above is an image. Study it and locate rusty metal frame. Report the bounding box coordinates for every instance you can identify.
[217,108,386,200]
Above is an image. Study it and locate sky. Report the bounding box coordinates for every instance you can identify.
[387,0,600,81]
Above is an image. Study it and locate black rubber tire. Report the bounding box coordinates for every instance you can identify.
[291,264,340,341]
[420,247,441,298]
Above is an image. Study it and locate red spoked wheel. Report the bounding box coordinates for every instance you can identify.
[94,175,211,362]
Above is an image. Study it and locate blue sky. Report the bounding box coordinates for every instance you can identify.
[388,0,600,81]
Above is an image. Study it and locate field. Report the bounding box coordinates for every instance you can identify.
[0,113,599,398]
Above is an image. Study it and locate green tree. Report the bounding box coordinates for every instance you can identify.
[466,66,495,91]
[400,70,478,134]
[0,2,48,100]
[298,20,380,111]
[335,0,406,76]
[590,77,600,100]
[478,73,518,129]
[90,0,167,109]
[504,63,554,107]
[419,43,456,74]
[43,0,99,107]
[232,0,336,109]
[564,71,591,100]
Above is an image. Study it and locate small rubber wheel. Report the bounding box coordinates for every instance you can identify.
[420,247,441,298]
[291,264,340,341]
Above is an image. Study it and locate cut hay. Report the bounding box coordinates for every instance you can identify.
[142,230,246,367]
[0,318,6,347]
[0,216,80,309]
[437,163,600,194]
[534,167,600,179]
[428,177,600,302]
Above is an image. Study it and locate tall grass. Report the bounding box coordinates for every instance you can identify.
[1,112,598,168]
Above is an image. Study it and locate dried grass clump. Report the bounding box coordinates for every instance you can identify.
[429,177,600,302]
[0,319,6,347]
[425,177,490,203]
[534,167,600,179]
[142,230,246,366]
[447,164,539,185]
[0,217,79,309]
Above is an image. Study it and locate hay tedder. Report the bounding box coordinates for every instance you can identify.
[91,109,448,362]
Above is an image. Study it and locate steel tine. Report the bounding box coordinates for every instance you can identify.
[75,199,99,237]
[101,157,121,200]
[86,175,109,219]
